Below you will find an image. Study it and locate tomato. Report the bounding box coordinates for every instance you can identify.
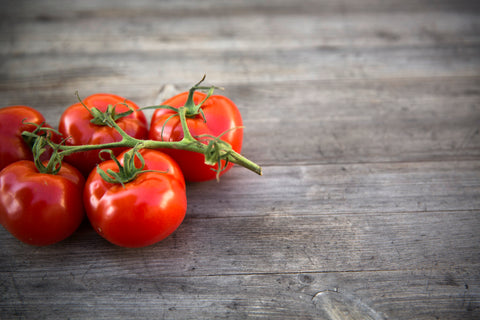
[0,106,56,171]
[0,160,85,246]
[84,149,187,248]
[149,91,243,182]
[58,93,148,177]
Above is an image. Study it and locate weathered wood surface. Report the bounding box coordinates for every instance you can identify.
[1,0,479,319]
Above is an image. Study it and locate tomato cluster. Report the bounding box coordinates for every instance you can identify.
[0,87,243,247]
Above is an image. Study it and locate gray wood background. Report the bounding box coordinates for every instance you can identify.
[1,0,479,319]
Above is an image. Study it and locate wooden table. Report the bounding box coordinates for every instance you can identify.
[1,1,479,319]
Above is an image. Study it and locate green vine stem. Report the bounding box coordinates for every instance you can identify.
[23,86,263,178]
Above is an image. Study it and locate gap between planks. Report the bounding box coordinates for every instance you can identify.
[111,267,476,280]
[184,208,480,221]
[255,157,480,168]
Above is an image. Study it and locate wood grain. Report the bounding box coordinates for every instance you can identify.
[1,269,478,319]
[1,0,479,319]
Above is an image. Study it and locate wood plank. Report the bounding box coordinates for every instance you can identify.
[2,0,479,20]
[185,160,480,218]
[2,76,479,166]
[2,7,479,54]
[1,264,478,319]
[2,45,478,97]
[237,77,480,165]
[2,209,479,277]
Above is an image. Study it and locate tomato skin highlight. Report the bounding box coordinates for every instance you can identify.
[149,91,243,182]
[0,160,85,246]
[84,149,187,248]
[0,106,56,171]
[58,93,148,177]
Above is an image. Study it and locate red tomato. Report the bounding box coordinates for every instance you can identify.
[0,106,56,171]
[149,91,243,182]
[0,160,85,246]
[84,149,187,248]
[58,93,148,176]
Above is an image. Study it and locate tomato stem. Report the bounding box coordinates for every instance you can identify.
[24,79,263,178]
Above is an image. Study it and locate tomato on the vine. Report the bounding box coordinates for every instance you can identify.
[84,149,187,248]
[59,93,148,176]
[0,106,56,171]
[149,91,243,182]
[0,160,85,246]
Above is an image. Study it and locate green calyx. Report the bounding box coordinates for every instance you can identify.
[75,91,134,127]
[140,74,222,141]
[22,122,64,175]
[96,145,166,187]
[196,126,244,181]
[183,74,223,118]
